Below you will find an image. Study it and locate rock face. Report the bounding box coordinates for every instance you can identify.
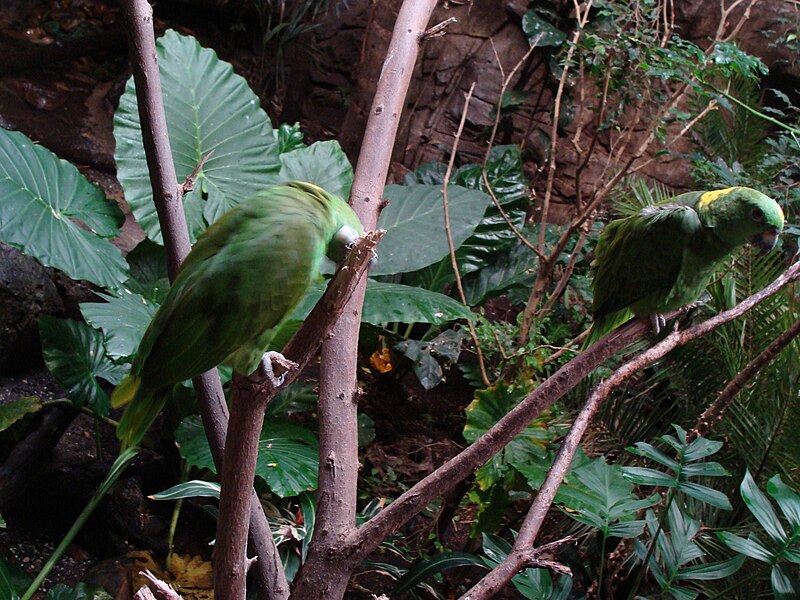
[0,244,63,374]
[290,0,799,218]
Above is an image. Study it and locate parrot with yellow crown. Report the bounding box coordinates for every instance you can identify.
[586,186,785,345]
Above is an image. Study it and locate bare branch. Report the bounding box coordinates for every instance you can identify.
[421,17,457,41]
[461,259,800,598]
[290,2,437,598]
[441,83,490,386]
[180,149,215,195]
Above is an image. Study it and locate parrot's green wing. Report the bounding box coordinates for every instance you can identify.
[139,215,326,384]
[586,203,703,345]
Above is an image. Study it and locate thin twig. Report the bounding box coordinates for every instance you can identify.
[180,149,215,194]
[421,17,457,41]
[689,317,800,441]
[538,0,595,255]
[442,82,490,387]
[538,231,588,317]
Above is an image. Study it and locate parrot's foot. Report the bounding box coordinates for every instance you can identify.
[253,351,298,387]
[649,313,666,335]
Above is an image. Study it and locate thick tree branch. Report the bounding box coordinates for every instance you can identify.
[460,259,800,598]
[214,232,381,598]
[348,259,800,576]
[289,2,437,598]
[120,2,286,597]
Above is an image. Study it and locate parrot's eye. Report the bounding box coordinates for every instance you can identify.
[751,208,764,222]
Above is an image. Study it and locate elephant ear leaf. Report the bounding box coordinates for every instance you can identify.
[114,29,280,243]
[0,128,128,292]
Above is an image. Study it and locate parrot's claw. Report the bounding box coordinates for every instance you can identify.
[256,351,297,388]
[649,313,666,335]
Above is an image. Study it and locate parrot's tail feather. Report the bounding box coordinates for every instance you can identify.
[582,310,635,350]
[111,374,141,408]
[115,386,167,450]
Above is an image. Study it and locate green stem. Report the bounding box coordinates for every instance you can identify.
[597,531,608,593]
[20,448,138,600]
[627,489,677,600]
[703,83,800,137]
[42,399,119,429]
[167,460,192,562]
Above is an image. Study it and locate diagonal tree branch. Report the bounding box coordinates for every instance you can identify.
[460,259,800,599]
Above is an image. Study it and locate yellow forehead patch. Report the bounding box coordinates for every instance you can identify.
[698,187,738,210]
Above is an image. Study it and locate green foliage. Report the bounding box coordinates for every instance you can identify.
[42,584,111,600]
[559,456,659,538]
[39,317,126,416]
[0,128,127,291]
[481,534,576,600]
[463,382,555,533]
[270,139,353,200]
[371,184,491,276]
[717,472,800,598]
[403,146,529,291]
[0,397,42,434]
[0,555,29,599]
[393,552,485,597]
[522,9,566,48]
[635,504,745,599]
[393,330,468,390]
[80,292,158,360]
[622,425,732,510]
[175,416,317,497]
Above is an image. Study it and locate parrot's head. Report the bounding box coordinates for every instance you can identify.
[700,187,784,254]
[285,181,367,265]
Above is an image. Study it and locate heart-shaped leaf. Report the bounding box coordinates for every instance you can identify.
[0,128,127,291]
[114,29,280,243]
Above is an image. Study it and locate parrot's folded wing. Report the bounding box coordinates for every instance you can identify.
[587,204,702,345]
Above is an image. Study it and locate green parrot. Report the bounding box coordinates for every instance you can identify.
[112,181,363,447]
[586,186,784,345]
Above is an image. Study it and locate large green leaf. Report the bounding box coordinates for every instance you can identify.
[39,317,126,416]
[371,184,491,276]
[0,397,42,433]
[464,382,553,490]
[291,280,475,326]
[80,292,157,360]
[150,480,221,501]
[521,11,567,47]
[767,475,800,529]
[114,29,280,243]
[742,470,788,543]
[0,128,127,291]
[558,457,657,537]
[463,240,538,306]
[176,416,318,497]
[271,140,353,200]
[124,239,170,303]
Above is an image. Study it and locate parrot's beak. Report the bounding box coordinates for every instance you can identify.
[750,227,781,255]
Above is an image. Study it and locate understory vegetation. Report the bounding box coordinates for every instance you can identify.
[1,1,799,599]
